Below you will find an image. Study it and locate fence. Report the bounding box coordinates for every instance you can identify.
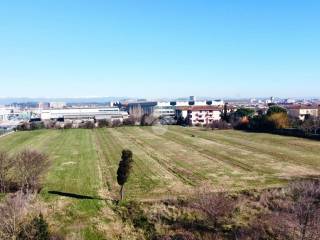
[0,128,14,137]
[271,128,320,140]
[245,128,320,141]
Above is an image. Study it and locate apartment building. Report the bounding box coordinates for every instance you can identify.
[176,105,231,125]
[126,99,224,119]
[285,105,319,120]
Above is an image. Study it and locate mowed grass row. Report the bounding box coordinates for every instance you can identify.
[166,127,320,183]
[1,127,320,196]
[0,129,105,239]
[106,126,320,190]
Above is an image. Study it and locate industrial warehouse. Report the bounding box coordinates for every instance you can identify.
[39,107,129,122]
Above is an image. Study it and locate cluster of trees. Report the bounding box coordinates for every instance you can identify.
[17,119,123,131]
[129,105,174,126]
[17,120,68,131]
[97,115,161,128]
[129,105,144,122]
[16,112,165,132]
[231,105,290,131]
[180,104,319,135]
[17,121,46,131]
[230,105,320,136]
[175,104,319,135]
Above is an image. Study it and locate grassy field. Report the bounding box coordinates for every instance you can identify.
[1,126,320,239]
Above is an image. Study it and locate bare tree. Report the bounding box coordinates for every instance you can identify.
[123,116,135,126]
[140,114,157,126]
[81,121,95,129]
[63,122,73,129]
[43,120,56,129]
[289,181,320,240]
[191,186,237,228]
[0,151,12,193]
[129,105,144,124]
[15,150,50,193]
[0,191,50,240]
[97,119,108,128]
[0,192,32,239]
[112,119,122,127]
[54,122,63,130]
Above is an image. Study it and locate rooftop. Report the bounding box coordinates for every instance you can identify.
[284,105,320,110]
[176,105,233,111]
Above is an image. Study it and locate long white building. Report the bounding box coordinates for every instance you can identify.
[40,107,128,121]
[0,108,11,122]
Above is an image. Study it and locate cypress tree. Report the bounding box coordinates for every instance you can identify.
[117,149,133,201]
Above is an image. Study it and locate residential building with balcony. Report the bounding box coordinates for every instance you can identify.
[285,105,319,121]
[176,105,233,126]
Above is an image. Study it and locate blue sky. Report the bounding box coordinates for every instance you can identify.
[0,0,319,99]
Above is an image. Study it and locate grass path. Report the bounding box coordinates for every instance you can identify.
[169,127,320,171]
[105,128,188,198]
[40,129,104,239]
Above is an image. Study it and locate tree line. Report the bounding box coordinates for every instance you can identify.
[194,104,320,136]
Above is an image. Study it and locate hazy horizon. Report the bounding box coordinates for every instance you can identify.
[0,95,318,104]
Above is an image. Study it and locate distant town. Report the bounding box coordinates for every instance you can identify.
[1,96,319,134]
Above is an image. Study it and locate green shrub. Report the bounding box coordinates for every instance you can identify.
[118,201,156,239]
[18,213,50,240]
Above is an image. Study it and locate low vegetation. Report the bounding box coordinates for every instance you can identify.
[150,180,320,240]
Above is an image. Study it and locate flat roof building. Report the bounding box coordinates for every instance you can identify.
[126,100,225,119]
[40,107,128,121]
